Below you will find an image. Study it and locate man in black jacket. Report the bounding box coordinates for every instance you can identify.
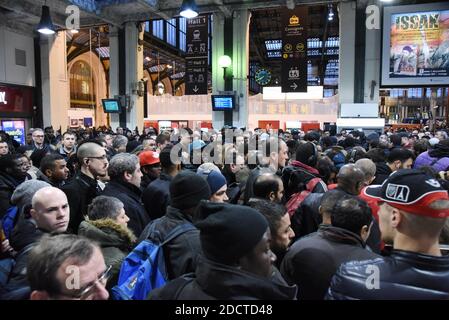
[138,171,211,280]
[372,148,414,185]
[102,153,148,237]
[292,164,365,241]
[0,154,30,218]
[281,193,379,300]
[327,169,449,299]
[149,202,297,300]
[62,142,108,233]
[143,145,180,220]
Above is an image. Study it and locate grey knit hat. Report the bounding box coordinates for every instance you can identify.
[11,179,51,211]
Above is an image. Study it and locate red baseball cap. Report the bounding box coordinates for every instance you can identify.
[139,151,160,167]
[363,169,449,218]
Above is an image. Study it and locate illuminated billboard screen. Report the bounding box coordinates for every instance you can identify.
[382,3,449,86]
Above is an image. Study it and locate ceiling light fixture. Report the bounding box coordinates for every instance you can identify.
[180,0,199,19]
[37,5,56,35]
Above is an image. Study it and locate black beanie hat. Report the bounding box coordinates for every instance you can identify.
[195,202,268,264]
[170,171,211,210]
[295,142,317,167]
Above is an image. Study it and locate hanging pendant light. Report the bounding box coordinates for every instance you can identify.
[37,5,56,35]
[180,0,199,19]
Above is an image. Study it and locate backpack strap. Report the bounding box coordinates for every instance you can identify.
[161,223,196,246]
[306,177,322,192]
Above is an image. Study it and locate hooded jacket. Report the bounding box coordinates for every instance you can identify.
[281,225,380,300]
[78,219,136,290]
[149,257,297,300]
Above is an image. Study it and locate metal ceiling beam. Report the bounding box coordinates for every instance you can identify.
[135,0,171,20]
[0,12,35,36]
[213,0,232,18]
[0,0,68,27]
[65,0,122,27]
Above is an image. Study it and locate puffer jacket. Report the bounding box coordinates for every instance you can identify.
[414,151,449,172]
[78,219,136,290]
[326,249,449,300]
[149,257,297,300]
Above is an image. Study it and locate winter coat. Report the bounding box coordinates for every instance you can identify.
[372,162,392,185]
[61,172,100,233]
[1,219,45,300]
[281,225,380,300]
[142,173,172,220]
[149,257,297,300]
[138,206,202,281]
[414,151,449,172]
[102,180,150,238]
[78,219,136,290]
[327,249,449,300]
[0,172,23,219]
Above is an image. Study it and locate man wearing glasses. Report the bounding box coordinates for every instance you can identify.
[28,234,110,300]
[31,128,50,152]
[62,141,109,233]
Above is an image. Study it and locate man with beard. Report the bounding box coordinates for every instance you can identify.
[62,141,109,233]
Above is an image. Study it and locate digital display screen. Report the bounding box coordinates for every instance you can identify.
[102,99,121,113]
[212,95,235,111]
[382,3,449,86]
[1,120,25,145]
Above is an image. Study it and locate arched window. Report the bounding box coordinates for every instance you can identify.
[70,61,96,108]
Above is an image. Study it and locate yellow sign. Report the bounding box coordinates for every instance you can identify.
[283,53,289,59]
[284,44,293,52]
[289,15,299,25]
[296,43,305,52]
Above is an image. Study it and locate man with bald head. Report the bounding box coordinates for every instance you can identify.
[335,164,366,196]
[292,164,366,241]
[354,158,376,187]
[0,187,70,300]
[62,141,109,232]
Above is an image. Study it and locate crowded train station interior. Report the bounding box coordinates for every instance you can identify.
[1,0,449,303]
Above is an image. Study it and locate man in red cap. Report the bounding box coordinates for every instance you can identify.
[139,150,161,189]
[327,169,449,299]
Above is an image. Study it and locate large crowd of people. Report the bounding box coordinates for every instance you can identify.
[1,124,449,300]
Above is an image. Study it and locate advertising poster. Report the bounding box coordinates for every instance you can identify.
[389,9,449,79]
[1,120,25,145]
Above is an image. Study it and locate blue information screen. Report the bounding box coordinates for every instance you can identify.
[213,96,233,109]
[104,100,119,112]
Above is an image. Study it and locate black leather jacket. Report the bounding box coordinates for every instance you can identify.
[326,249,449,300]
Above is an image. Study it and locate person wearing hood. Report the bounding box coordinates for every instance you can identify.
[282,142,328,202]
[281,194,379,300]
[149,202,297,300]
[78,196,136,291]
[414,138,449,173]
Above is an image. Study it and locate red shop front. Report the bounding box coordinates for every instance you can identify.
[0,84,35,145]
